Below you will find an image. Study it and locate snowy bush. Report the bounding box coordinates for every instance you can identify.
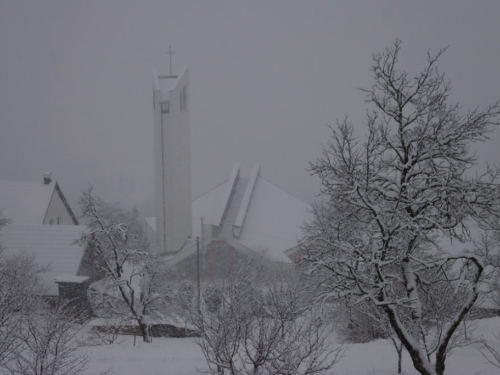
[2,303,90,375]
[192,267,344,375]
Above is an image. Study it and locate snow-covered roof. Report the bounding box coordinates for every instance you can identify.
[191,180,230,237]
[193,165,312,263]
[0,225,86,295]
[236,176,313,263]
[235,164,260,229]
[145,216,156,232]
[54,275,89,284]
[213,164,240,226]
[0,180,55,225]
[146,178,230,237]
[149,164,313,264]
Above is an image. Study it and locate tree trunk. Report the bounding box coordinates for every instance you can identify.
[435,282,481,375]
[137,318,151,343]
[397,346,402,374]
[383,306,437,375]
[389,336,404,374]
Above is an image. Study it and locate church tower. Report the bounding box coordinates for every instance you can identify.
[152,67,192,254]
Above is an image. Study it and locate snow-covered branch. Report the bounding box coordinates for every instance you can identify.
[304,40,500,375]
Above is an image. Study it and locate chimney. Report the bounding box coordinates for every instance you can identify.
[43,173,52,185]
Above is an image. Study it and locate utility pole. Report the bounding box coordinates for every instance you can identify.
[196,236,201,311]
[200,216,204,278]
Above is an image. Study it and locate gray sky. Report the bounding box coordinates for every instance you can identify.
[1,1,500,216]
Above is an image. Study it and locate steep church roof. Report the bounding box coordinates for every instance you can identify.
[147,164,313,264]
[194,164,312,263]
[235,176,312,263]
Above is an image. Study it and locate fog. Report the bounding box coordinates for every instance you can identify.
[1,1,500,216]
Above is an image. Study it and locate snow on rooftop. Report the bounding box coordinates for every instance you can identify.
[192,180,229,238]
[145,216,156,232]
[0,180,55,225]
[54,275,89,283]
[213,164,240,227]
[237,176,313,263]
[0,225,86,295]
[235,164,260,229]
[145,179,230,240]
[148,166,313,264]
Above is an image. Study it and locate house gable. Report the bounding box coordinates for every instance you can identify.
[0,179,78,225]
[42,183,78,225]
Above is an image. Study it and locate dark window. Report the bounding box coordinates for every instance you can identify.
[180,86,187,112]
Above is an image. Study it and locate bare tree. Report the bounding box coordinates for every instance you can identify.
[192,276,248,374]
[357,303,406,375]
[0,215,46,366]
[479,337,500,370]
[3,303,91,375]
[171,281,196,333]
[475,230,500,369]
[87,315,125,346]
[302,39,500,375]
[77,187,170,343]
[192,267,344,375]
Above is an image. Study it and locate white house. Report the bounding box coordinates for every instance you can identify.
[0,174,101,302]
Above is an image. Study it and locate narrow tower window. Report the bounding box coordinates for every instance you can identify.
[160,101,170,113]
[180,86,187,112]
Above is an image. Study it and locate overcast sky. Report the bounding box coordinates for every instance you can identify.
[1,1,500,216]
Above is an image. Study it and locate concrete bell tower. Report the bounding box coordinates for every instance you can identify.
[152,66,192,254]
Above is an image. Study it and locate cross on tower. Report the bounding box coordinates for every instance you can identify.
[166,45,175,76]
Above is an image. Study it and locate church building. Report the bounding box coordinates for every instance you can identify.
[147,65,312,278]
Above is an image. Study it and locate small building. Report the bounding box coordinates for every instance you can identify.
[0,174,103,312]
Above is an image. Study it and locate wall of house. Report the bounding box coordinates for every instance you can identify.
[171,241,258,280]
[42,187,77,225]
[57,281,92,317]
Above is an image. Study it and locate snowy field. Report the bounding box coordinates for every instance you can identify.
[84,318,500,375]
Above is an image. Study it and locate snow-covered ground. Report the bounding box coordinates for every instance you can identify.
[85,318,500,375]
[86,336,208,375]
